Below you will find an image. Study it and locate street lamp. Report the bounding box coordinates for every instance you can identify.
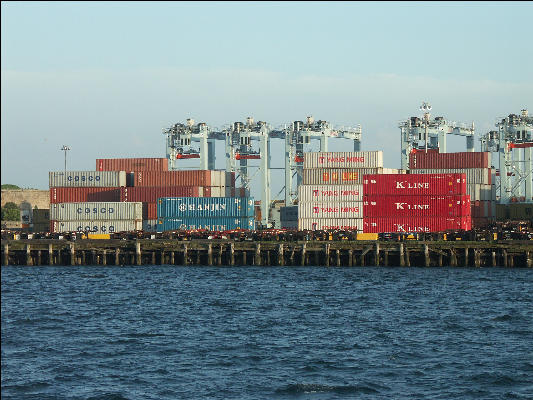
[60,145,71,173]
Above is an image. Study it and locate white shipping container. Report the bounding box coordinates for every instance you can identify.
[49,171,126,187]
[467,184,494,201]
[50,202,143,221]
[304,151,383,169]
[302,168,386,185]
[298,185,364,202]
[51,220,142,233]
[409,168,492,185]
[298,218,363,231]
[298,201,363,218]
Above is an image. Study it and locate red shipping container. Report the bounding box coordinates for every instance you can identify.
[120,186,203,202]
[132,170,214,187]
[363,216,471,233]
[49,187,121,203]
[96,158,168,172]
[363,174,467,196]
[363,195,471,217]
[143,203,157,219]
[409,152,490,169]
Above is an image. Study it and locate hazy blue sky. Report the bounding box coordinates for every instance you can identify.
[2,1,532,198]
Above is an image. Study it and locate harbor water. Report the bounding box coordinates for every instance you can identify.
[2,266,532,400]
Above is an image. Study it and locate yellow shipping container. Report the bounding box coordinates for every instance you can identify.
[86,233,111,240]
[356,233,378,241]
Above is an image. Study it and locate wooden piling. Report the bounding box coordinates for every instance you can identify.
[348,249,353,267]
[70,244,76,266]
[102,250,107,266]
[438,253,443,267]
[278,244,284,266]
[336,249,340,267]
[503,249,508,268]
[230,243,235,266]
[290,246,295,265]
[405,248,410,267]
[450,249,457,267]
[36,250,41,266]
[399,244,405,267]
[424,245,430,267]
[242,249,247,265]
[527,251,532,268]
[160,250,164,265]
[509,254,514,268]
[183,244,188,266]
[492,251,496,267]
[170,251,175,265]
[374,243,380,266]
[196,249,201,265]
[325,244,330,267]
[384,250,389,266]
[3,243,8,266]
[266,250,270,266]
[115,248,120,266]
[208,244,213,266]
[48,244,53,266]
[255,244,261,266]
[25,244,32,266]
[474,249,481,268]
[136,241,141,265]
[464,248,469,267]
[301,243,306,266]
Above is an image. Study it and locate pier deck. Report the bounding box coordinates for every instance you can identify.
[2,239,533,267]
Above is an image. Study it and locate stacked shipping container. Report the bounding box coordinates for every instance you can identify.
[298,151,388,231]
[408,151,495,228]
[362,174,471,233]
[156,197,255,231]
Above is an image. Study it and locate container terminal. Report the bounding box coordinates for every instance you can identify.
[1,105,532,267]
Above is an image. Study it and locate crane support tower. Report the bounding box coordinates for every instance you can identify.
[163,116,362,227]
[399,103,475,170]
[480,109,533,204]
[276,117,361,206]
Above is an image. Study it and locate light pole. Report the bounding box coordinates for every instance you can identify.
[60,145,71,173]
[420,102,432,153]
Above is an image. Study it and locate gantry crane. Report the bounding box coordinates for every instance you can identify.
[399,102,475,170]
[277,116,361,206]
[163,116,362,227]
[480,109,532,204]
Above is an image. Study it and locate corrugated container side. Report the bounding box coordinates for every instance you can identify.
[157,217,255,231]
[363,217,471,233]
[280,206,299,221]
[303,151,383,169]
[467,184,494,201]
[409,168,492,185]
[298,218,363,231]
[509,203,533,220]
[363,174,467,196]
[50,202,143,221]
[49,171,126,188]
[50,187,122,203]
[50,220,142,233]
[144,203,157,220]
[409,152,490,169]
[157,197,255,218]
[96,158,168,172]
[298,185,364,202]
[302,168,384,185]
[363,195,471,217]
[471,217,491,228]
[32,209,50,223]
[298,201,363,219]
[119,186,203,202]
[132,170,213,187]
[142,220,158,232]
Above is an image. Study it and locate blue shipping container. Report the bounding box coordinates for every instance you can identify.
[157,197,254,218]
[157,217,255,232]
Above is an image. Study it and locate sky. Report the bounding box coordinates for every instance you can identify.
[2,1,532,198]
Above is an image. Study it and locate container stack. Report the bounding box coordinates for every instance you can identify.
[298,151,398,230]
[279,206,298,229]
[96,158,238,231]
[362,174,472,233]
[408,151,495,228]
[156,197,255,231]
[48,170,136,233]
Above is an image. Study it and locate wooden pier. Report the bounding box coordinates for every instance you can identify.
[1,239,532,267]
